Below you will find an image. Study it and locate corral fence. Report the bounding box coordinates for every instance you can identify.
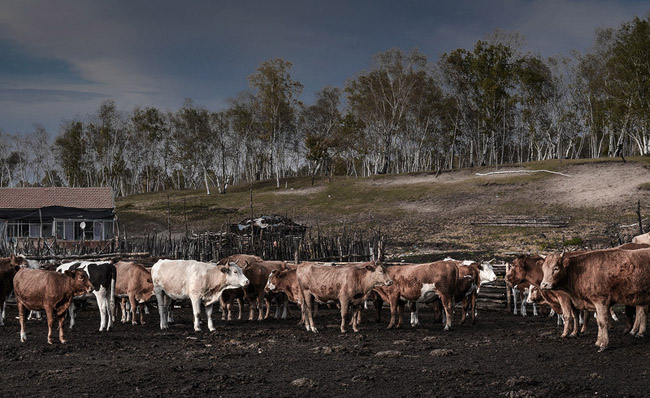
[1,230,513,313]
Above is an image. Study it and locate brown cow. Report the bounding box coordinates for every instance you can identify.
[507,254,581,336]
[114,261,154,325]
[540,248,650,351]
[297,261,392,333]
[373,260,458,331]
[0,254,28,325]
[13,268,93,344]
[217,254,288,321]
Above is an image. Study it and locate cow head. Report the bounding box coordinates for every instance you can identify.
[221,262,250,288]
[478,262,497,284]
[366,262,392,287]
[265,269,280,292]
[10,254,28,268]
[505,256,528,286]
[526,285,543,304]
[540,252,567,290]
[65,269,94,294]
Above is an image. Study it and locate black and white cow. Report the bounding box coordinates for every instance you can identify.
[57,261,116,331]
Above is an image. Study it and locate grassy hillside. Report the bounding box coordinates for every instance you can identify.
[116,157,650,260]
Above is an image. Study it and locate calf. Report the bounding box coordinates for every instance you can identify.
[540,248,650,351]
[373,261,458,330]
[152,259,249,331]
[217,254,288,320]
[506,254,580,337]
[297,261,392,333]
[13,268,93,344]
[265,268,304,322]
[57,261,117,332]
[0,254,28,325]
[114,261,154,325]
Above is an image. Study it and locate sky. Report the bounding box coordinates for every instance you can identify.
[0,0,648,136]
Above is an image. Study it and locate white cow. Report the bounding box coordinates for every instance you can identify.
[152,259,249,331]
[57,261,116,331]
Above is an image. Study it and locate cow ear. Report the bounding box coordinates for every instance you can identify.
[220,266,229,274]
[64,270,75,278]
[365,264,376,271]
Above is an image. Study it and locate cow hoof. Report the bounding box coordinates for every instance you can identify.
[20,333,26,342]
[209,327,216,332]
[635,333,644,338]
[444,326,451,331]
[597,346,607,352]
[47,340,53,345]
[60,339,67,344]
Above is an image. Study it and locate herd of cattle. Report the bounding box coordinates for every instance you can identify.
[2,232,650,352]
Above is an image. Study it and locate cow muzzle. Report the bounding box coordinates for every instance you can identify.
[539,282,552,290]
[385,280,393,286]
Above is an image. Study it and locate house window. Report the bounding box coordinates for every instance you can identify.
[54,219,115,240]
[29,224,41,238]
[7,222,29,238]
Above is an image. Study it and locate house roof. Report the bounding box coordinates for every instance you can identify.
[0,187,115,209]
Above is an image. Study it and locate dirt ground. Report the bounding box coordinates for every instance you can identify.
[1,299,648,398]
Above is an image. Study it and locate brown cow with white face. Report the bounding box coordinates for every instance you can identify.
[373,260,458,331]
[0,254,28,325]
[13,268,93,344]
[114,261,154,325]
[540,248,650,351]
[297,261,392,333]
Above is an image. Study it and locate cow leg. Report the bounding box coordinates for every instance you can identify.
[580,310,590,334]
[0,298,6,326]
[17,299,27,342]
[68,301,76,329]
[442,296,453,331]
[624,305,635,334]
[351,305,361,333]
[471,292,477,324]
[155,290,169,330]
[460,298,468,325]
[120,298,127,323]
[129,294,138,325]
[386,297,398,328]
[45,306,56,344]
[190,297,202,332]
[610,307,619,322]
[260,291,270,320]
[594,303,610,351]
[205,303,216,331]
[96,291,108,332]
[636,306,648,337]
[247,296,255,321]
[58,314,67,344]
[301,290,317,333]
[512,288,518,315]
[410,303,419,327]
[339,298,350,333]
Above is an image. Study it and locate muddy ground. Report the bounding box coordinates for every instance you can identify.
[1,300,648,397]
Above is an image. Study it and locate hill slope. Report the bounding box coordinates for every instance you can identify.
[116,158,650,260]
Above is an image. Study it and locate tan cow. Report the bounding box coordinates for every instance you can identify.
[373,261,458,331]
[152,259,249,331]
[114,261,154,325]
[297,261,392,333]
[13,268,93,344]
[540,248,650,351]
[0,254,28,325]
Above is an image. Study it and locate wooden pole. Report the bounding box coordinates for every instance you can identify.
[637,200,644,235]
